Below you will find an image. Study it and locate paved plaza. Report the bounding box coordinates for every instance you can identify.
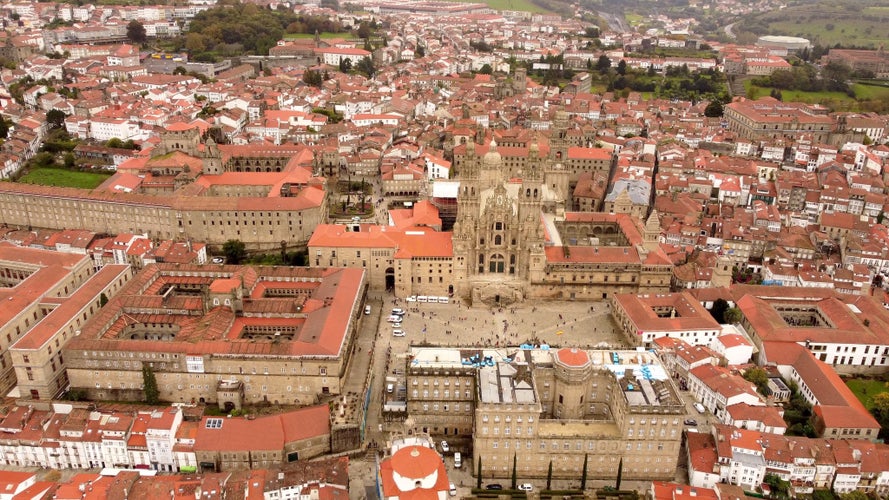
[378,294,626,351]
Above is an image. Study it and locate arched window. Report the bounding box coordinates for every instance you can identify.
[495,222,503,230]
[489,254,505,273]
[478,254,485,273]
[510,255,516,274]
[494,235,502,245]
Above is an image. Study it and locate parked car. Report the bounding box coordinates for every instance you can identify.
[391,308,405,315]
[392,330,405,337]
[406,296,417,302]
[211,257,224,264]
[694,402,706,414]
[391,322,401,328]
[440,441,450,453]
[449,483,457,496]
[386,315,402,323]
[485,484,502,490]
[684,419,698,426]
[364,305,371,315]
[518,484,533,492]
[453,452,462,468]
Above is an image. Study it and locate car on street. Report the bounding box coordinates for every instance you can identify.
[392,308,405,315]
[386,315,402,323]
[449,483,457,496]
[364,305,371,315]
[391,322,401,328]
[392,330,405,337]
[485,484,503,490]
[406,296,417,302]
[518,484,533,492]
[440,441,449,453]
[684,419,697,426]
[211,257,224,264]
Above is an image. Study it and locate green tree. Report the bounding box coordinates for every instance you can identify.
[870,392,889,440]
[617,59,627,75]
[596,54,611,73]
[142,364,159,404]
[126,20,147,44]
[63,152,75,169]
[615,457,623,490]
[46,109,67,129]
[356,21,372,39]
[106,137,124,149]
[743,367,770,395]
[724,307,742,324]
[580,453,588,490]
[511,453,517,490]
[546,460,553,490]
[223,239,246,264]
[185,32,208,54]
[356,56,375,78]
[839,491,868,500]
[479,63,493,75]
[709,298,729,323]
[476,456,482,489]
[339,57,352,73]
[704,99,724,117]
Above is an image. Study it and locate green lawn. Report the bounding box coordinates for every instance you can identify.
[743,80,889,112]
[846,378,889,410]
[852,83,889,101]
[18,167,111,189]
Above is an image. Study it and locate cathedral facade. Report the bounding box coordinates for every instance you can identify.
[450,124,671,305]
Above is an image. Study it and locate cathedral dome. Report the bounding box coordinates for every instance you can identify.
[483,139,501,167]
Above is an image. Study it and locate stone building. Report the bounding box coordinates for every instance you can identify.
[0,124,328,251]
[402,347,684,482]
[63,264,367,406]
[194,405,330,472]
[0,243,132,399]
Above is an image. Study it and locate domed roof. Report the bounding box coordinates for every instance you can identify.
[483,139,501,166]
[555,347,590,367]
[390,445,441,480]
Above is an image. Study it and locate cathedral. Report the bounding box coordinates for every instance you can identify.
[450,115,672,306]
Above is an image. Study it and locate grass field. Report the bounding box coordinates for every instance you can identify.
[17,167,111,189]
[742,81,889,112]
[846,378,889,410]
[853,83,889,101]
[738,1,889,48]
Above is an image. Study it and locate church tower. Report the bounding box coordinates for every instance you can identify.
[202,137,223,175]
[453,139,481,293]
[642,210,661,252]
[550,109,570,162]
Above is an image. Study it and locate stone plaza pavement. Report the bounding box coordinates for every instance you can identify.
[382,294,626,351]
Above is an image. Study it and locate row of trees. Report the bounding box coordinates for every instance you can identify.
[751,61,854,95]
[476,453,614,492]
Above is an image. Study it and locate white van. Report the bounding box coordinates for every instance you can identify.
[417,296,429,303]
[694,402,706,414]
[364,305,371,315]
[438,296,449,304]
[453,452,462,468]
[386,383,394,393]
